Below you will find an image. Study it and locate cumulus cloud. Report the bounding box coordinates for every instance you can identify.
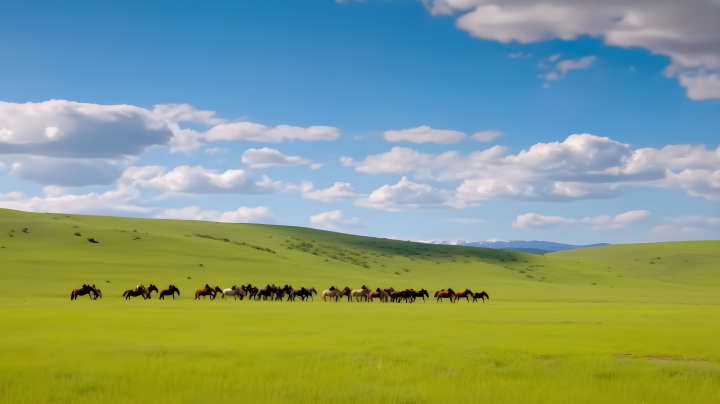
[355,176,465,211]
[0,100,172,158]
[138,165,277,196]
[302,182,357,202]
[156,205,274,224]
[343,134,720,202]
[205,122,339,143]
[471,130,504,142]
[241,147,312,168]
[513,210,651,229]
[383,125,466,144]
[310,210,365,231]
[422,0,720,100]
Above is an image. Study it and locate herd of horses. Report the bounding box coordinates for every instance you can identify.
[71,283,490,303]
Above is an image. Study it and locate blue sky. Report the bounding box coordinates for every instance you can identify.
[1,0,718,244]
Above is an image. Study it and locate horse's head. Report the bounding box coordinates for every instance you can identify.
[376,287,381,292]
[447,288,455,295]
[174,286,180,294]
[422,289,429,297]
[148,284,159,293]
[205,284,211,289]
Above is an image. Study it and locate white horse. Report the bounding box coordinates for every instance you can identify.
[322,286,343,302]
[350,285,371,302]
[221,285,246,300]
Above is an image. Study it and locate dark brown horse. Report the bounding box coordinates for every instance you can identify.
[434,288,456,303]
[340,286,352,301]
[472,291,489,302]
[392,289,413,303]
[146,284,159,297]
[195,284,215,300]
[123,286,151,300]
[159,285,180,300]
[409,289,429,303]
[70,284,95,300]
[455,289,473,303]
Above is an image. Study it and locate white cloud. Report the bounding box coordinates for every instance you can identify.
[508,51,531,58]
[422,0,720,100]
[341,147,433,174]
[310,210,364,231]
[152,103,227,126]
[383,125,466,144]
[0,100,171,158]
[678,72,720,100]
[205,122,340,143]
[139,165,276,196]
[9,157,121,186]
[513,210,650,229]
[0,191,23,200]
[310,163,323,170]
[343,134,720,202]
[471,130,503,142]
[541,56,596,81]
[241,147,312,168]
[355,176,465,211]
[156,205,274,224]
[302,182,357,202]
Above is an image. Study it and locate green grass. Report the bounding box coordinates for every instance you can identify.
[1,208,718,403]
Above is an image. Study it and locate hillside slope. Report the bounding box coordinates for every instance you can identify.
[1,208,718,304]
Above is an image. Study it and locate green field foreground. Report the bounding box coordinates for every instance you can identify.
[1,208,718,403]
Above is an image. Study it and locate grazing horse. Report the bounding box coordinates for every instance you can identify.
[322,286,344,302]
[70,284,95,300]
[383,287,395,295]
[159,285,180,300]
[409,289,429,303]
[195,284,215,300]
[275,285,293,301]
[339,286,352,302]
[91,285,102,299]
[222,285,246,300]
[123,285,151,300]
[454,289,473,303]
[472,291,490,302]
[350,285,371,302]
[434,288,456,303]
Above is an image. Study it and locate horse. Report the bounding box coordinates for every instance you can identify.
[434,288,456,303]
[409,289,429,303]
[146,284,159,297]
[339,286,352,302]
[123,285,151,300]
[289,287,317,301]
[275,285,293,301]
[323,286,345,302]
[472,291,490,302]
[70,284,95,300]
[392,289,413,303]
[222,285,246,300]
[195,284,215,300]
[255,284,275,301]
[368,288,390,302]
[350,285,371,302]
[91,285,102,299]
[454,289,473,303]
[383,287,395,295]
[159,285,180,300]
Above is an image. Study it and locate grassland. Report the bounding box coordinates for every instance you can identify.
[0,208,718,403]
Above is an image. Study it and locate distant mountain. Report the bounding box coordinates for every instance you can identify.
[423,240,610,254]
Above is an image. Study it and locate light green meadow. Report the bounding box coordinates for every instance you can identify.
[1,208,718,403]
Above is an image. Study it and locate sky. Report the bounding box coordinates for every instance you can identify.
[0,0,718,245]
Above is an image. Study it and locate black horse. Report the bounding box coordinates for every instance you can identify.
[409,288,429,303]
[289,287,317,301]
[472,291,490,302]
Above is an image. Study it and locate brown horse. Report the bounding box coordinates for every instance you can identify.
[391,289,413,303]
[195,284,215,300]
[146,284,159,297]
[434,288,456,303]
[123,286,151,300]
[159,285,180,300]
[70,284,95,300]
[454,289,473,303]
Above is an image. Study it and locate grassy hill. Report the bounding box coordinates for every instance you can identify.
[0,208,718,403]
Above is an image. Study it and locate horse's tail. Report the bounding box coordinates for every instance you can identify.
[70,291,74,300]
[122,290,128,297]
